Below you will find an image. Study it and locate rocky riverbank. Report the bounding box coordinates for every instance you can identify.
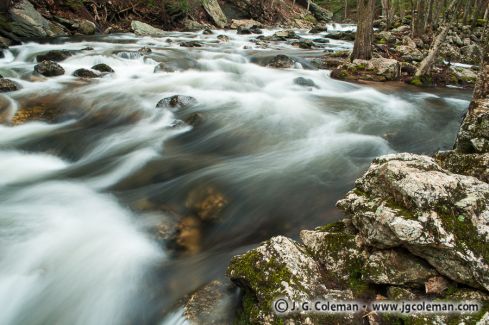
[323,20,484,88]
[224,91,489,323]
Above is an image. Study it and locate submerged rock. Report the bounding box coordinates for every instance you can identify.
[267,55,294,69]
[73,69,99,78]
[217,34,230,43]
[36,50,73,63]
[34,60,65,77]
[203,28,213,35]
[156,95,197,110]
[0,79,20,92]
[91,64,114,73]
[154,63,176,73]
[185,185,227,221]
[293,77,318,88]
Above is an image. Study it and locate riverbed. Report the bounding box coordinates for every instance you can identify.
[0,25,471,324]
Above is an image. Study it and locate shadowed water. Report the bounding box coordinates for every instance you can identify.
[0,25,472,324]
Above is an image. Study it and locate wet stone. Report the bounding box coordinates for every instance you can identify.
[36,50,73,62]
[156,95,197,110]
[73,69,99,79]
[0,79,20,92]
[91,64,114,73]
[34,60,65,77]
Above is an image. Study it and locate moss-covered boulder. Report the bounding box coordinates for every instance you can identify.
[363,249,439,288]
[227,236,357,324]
[331,58,401,82]
[337,153,489,292]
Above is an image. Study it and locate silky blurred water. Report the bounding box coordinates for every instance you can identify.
[0,25,472,324]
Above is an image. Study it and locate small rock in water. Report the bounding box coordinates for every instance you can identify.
[138,47,152,55]
[180,41,202,48]
[273,30,299,39]
[267,55,295,69]
[291,40,315,49]
[36,50,73,62]
[313,38,330,44]
[91,64,114,73]
[236,26,251,35]
[154,62,175,73]
[309,26,328,34]
[0,51,4,59]
[294,77,318,88]
[34,60,65,77]
[203,28,213,35]
[217,34,229,42]
[81,47,94,51]
[73,69,99,78]
[156,95,197,109]
[0,79,20,92]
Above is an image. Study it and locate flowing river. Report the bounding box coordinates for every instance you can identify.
[0,25,471,324]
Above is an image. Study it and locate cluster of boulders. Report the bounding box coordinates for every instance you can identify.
[224,97,489,324]
[323,22,483,87]
[31,49,114,79]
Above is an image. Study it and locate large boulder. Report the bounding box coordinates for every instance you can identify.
[227,236,357,324]
[131,20,164,36]
[229,19,262,29]
[331,58,401,82]
[156,95,197,110]
[396,44,424,62]
[436,98,489,182]
[8,0,66,38]
[337,153,489,291]
[308,2,333,22]
[75,19,96,35]
[202,0,227,28]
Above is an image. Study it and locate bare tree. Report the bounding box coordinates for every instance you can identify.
[351,0,376,60]
[413,0,426,37]
[344,0,348,20]
[463,0,475,24]
[414,0,461,81]
[472,26,489,102]
[426,0,436,31]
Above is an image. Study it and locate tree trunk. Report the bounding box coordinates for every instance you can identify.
[414,0,461,80]
[399,0,405,21]
[463,0,475,24]
[307,0,311,11]
[485,1,489,20]
[351,0,376,61]
[0,0,11,12]
[381,0,393,30]
[413,0,426,37]
[426,0,436,31]
[473,27,489,101]
[344,0,348,20]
